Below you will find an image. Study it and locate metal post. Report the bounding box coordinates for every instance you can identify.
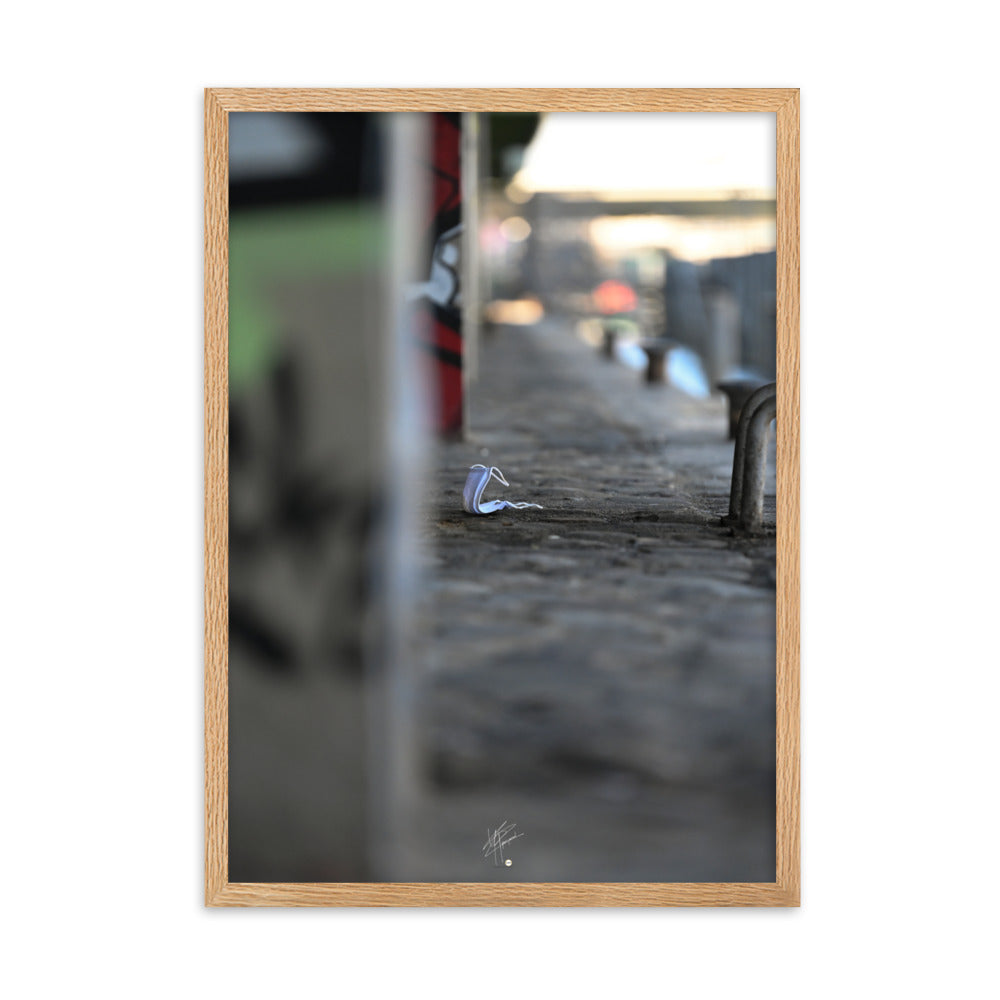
[640,338,672,384]
[722,382,776,524]
[461,112,481,402]
[717,377,767,440]
[739,393,778,532]
[601,321,619,359]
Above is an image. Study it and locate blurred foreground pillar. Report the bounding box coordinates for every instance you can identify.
[226,112,429,882]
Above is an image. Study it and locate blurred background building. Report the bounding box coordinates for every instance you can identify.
[482,112,776,388]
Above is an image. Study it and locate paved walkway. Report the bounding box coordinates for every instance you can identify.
[395,315,777,883]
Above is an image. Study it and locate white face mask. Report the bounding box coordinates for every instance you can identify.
[462,465,543,515]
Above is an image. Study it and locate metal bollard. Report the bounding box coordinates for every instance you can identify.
[738,393,777,532]
[601,322,619,359]
[721,382,776,531]
[717,377,768,439]
[639,338,672,384]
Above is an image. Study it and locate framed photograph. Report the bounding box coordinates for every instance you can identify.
[205,88,799,906]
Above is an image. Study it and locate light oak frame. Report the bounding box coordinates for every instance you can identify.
[205,88,800,906]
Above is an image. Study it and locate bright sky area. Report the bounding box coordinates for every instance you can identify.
[514,113,776,197]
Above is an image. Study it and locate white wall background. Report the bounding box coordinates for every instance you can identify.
[2,3,997,997]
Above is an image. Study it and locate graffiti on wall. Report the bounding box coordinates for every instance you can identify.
[414,112,463,435]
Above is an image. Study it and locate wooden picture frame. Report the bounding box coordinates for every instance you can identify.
[205,88,799,906]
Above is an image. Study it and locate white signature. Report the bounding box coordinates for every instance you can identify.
[482,820,524,867]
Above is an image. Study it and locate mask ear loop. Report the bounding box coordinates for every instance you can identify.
[489,467,542,508]
[490,468,542,507]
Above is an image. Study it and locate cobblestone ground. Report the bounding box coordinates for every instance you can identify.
[395,315,777,883]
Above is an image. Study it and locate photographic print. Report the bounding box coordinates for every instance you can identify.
[204,89,799,905]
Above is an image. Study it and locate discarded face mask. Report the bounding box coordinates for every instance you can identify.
[462,465,543,515]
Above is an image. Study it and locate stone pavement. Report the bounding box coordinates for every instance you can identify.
[393,314,777,883]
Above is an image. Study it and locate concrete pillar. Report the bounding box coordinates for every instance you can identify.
[703,285,741,388]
